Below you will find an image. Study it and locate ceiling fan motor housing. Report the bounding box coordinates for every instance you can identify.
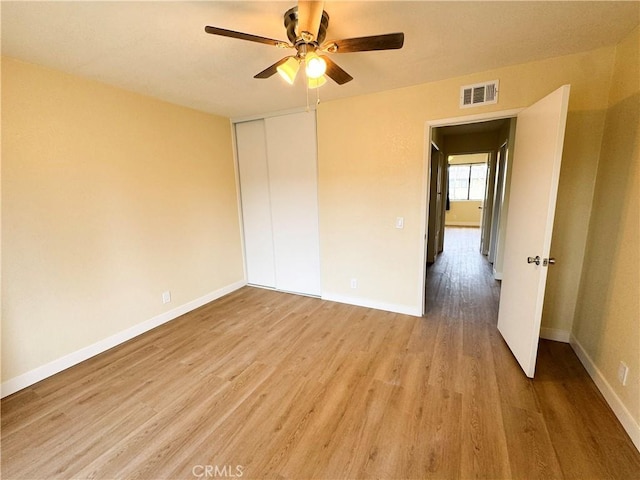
[284,6,330,50]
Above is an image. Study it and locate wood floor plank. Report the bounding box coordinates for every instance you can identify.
[404,384,463,479]
[16,401,158,479]
[534,340,640,479]
[459,353,512,479]
[276,351,375,478]
[501,404,564,479]
[2,227,639,480]
[235,376,328,479]
[428,318,464,394]
[489,326,542,413]
[76,362,274,480]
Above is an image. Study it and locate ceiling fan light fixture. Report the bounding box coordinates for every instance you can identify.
[277,57,300,84]
[308,75,327,89]
[305,52,327,79]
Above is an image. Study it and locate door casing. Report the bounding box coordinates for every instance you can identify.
[420,108,523,316]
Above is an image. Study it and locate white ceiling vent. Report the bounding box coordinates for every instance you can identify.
[460,80,499,108]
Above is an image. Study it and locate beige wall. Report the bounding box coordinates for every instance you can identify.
[1,57,244,382]
[445,201,483,226]
[317,46,614,316]
[572,26,640,433]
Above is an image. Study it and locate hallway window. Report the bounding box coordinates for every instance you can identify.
[449,163,487,200]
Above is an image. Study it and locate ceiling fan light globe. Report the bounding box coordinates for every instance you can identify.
[277,57,300,84]
[305,53,327,79]
[308,75,327,89]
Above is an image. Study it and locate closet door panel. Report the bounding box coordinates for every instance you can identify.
[265,112,321,296]
[235,120,276,288]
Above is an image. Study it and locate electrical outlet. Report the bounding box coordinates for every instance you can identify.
[350,278,357,289]
[162,291,171,304]
[395,217,404,229]
[618,361,629,386]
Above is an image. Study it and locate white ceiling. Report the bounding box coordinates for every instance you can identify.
[2,1,638,119]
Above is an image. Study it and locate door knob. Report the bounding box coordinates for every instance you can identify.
[543,257,556,266]
[527,256,541,265]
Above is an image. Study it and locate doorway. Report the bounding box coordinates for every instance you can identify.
[426,117,515,273]
[420,85,571,378]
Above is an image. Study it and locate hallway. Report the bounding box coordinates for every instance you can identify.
[424,226,640,478]
[426,226,499,318]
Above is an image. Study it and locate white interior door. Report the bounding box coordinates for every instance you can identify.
[235,120,276,288]
[265,112,322,296]
[497,85,570,378]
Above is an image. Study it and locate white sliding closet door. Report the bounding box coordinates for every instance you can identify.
[235,120,276,288]
[235,111,321,297]
[265,112,321,296]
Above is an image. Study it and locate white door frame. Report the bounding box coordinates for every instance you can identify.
[419,108,523,316]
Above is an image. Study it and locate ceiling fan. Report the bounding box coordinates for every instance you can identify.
[204,1,404,88]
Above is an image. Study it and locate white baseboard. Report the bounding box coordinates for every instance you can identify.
[321,292,422,317]
[1,280,246,398]
[570,334,640,452]
[493,267,503,280]
[539,327,570,343]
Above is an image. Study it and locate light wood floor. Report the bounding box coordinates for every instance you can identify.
[2,227,639,479]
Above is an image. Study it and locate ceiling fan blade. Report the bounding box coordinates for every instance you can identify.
[297,1,325,40]
[204,26,291,48]
[254,57,292,79]
[324,32,404,53]
[321,56,353,85]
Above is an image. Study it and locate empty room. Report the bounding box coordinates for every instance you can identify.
[2,1,639,479]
